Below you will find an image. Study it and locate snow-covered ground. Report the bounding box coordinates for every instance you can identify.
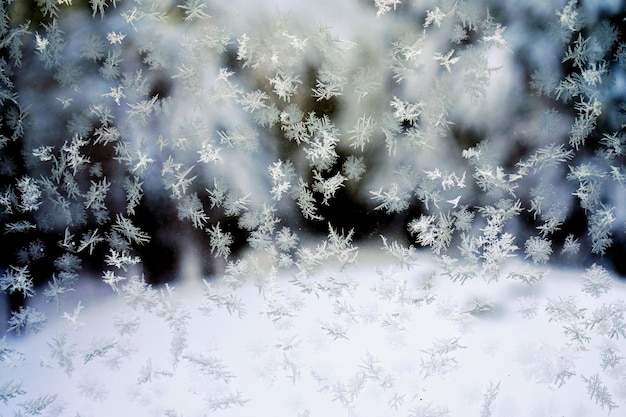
[2,248,626,416]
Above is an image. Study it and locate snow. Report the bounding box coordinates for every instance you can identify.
[3,1,626,416]
[3,248,626,416]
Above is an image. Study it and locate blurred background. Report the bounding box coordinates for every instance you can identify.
[2,0,626,327]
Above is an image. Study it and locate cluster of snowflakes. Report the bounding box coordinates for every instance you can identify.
[1,0,626,414]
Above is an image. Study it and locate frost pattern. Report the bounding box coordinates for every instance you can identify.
[1,0,626,415]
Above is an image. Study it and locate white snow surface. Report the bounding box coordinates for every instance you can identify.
[2,248,626,416]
